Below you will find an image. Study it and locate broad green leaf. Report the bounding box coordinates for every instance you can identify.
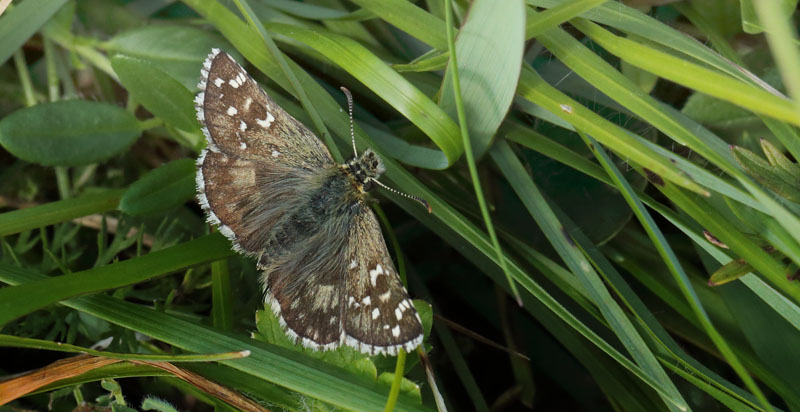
[119,158,197,216]
[0,0,69,66]
[111,55,199,133]
[0,100,141,167]
[104,25,240,90]
[439,0,524,158]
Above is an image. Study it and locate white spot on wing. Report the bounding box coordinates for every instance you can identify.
[272,150,281,157]
[362,296,371,306]
[243,97,253,111]
[227,106,238,116]
[214,78,224,87]
[379,290,391,302]
[239,120,247,131]
[349,259,357,269]
[369,264,384,287]
[372,308,380,319]
[392,325,400,337]
[257,112,275,128]
[395,308,402,320]
[240,142,247,149]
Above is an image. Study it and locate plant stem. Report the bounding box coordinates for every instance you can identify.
[444,0,522,305]
[383,348,406,412]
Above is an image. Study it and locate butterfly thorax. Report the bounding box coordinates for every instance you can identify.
[342,149,385,193]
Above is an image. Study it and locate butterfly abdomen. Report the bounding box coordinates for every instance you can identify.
[258,167,360,269]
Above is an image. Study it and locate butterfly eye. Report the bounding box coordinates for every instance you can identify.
[363,179,374,192]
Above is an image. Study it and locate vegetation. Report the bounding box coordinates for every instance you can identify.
[2,0,800,411]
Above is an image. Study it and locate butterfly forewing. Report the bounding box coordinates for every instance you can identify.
[196,49,334,256]
[196,49,333,168]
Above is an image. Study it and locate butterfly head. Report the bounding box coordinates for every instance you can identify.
[346,148,385,192]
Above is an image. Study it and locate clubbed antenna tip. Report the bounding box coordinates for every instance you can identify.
[340,87,357,158]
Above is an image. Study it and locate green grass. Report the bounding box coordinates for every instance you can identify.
[2,0,800,411]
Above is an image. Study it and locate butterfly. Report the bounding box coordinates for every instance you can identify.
[194,49,428,355]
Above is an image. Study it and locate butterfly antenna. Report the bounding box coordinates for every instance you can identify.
[340,86,358,158]
[370,178,432,213]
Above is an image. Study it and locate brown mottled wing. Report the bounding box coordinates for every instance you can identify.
[341,202,423,356]
[195,49,332,168]
[261,212,349,350]
[195,48,333,257]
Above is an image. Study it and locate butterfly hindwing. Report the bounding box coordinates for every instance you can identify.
[258,167,356,350]
[341,202,424,355]
[264,253,344,350]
